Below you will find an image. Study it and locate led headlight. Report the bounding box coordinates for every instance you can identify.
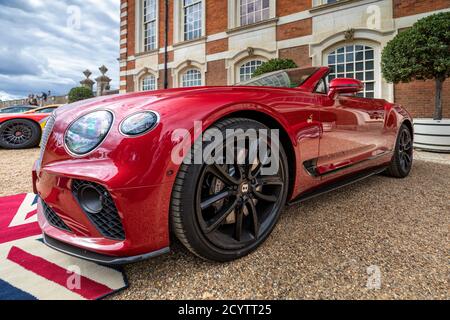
[65,110,113,155]
[120,111,159,136]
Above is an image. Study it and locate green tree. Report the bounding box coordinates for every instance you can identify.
[252,58,298,77]
[381,12,450,120]
[68,87,94,103]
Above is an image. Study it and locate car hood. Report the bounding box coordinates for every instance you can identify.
[54,87,240,121]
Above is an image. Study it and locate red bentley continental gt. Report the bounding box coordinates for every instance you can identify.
[33,67,414,264]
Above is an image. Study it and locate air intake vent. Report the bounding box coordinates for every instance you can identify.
[37,115,56,170]
[41,200,72,232]
[72,180,125,240]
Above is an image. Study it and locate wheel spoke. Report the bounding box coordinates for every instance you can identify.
[209,164,241,186]
[400,155,406,169]
[248,162,262,179]
[258,176,284,186]
[404,153,412,166]
[253,190,278,203]
[246,199,259,239]
[201,190,234,210]
[204,199,238,234]
[404,140,412,151]
[234,205,244,241]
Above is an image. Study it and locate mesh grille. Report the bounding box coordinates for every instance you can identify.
[37,115,56,170]
[72,180,126,240]
[42,200,72,232]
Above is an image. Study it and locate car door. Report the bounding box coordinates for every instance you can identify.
[314,79,386,177]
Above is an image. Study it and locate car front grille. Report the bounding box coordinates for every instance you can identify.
[41,200,72,232]
[72,180,126,241]
[36,115,56,170]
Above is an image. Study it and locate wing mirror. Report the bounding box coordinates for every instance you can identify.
[328,78,364,99]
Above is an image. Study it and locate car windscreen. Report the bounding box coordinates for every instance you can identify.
[0,107,31,113]
[239,68,319,88]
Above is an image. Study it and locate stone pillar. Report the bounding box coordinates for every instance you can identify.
[95,65,112,96]
[80,69,95,92]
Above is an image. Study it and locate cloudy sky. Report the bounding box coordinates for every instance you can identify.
[0,0,120,101]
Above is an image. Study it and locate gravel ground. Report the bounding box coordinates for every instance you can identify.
[1,148,449,299]
[0,148,38,197]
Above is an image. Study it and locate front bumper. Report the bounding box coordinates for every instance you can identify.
[43,234,169,265]
[33,160,173,263]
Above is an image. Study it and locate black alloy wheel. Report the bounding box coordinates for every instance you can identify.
[386,124,413,178]
[171,118,289,262]
[0,119,41,149]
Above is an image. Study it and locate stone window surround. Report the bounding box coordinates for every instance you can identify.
[226,47,277,85]
[309,27,396,101]
[134,67,159,91]
[172,60,206,88]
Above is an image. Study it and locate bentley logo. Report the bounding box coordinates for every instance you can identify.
[241,183,249,193]
[307,114,314,123]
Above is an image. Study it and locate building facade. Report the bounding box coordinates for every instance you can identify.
[119,0,450,117]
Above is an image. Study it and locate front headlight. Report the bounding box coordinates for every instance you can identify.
[120,111,159,136]
[65,110,113,155]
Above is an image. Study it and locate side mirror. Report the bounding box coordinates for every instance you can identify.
[328,78,364,99]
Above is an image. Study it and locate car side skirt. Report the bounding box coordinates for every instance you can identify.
[288,165,388,206]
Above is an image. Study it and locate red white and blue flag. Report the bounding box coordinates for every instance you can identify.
[0,194,128,300]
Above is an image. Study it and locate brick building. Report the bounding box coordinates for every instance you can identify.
[119,0,450,118]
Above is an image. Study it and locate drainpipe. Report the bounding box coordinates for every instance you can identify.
[164,0,169,89]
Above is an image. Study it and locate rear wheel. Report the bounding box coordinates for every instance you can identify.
[385,124,413,178]
[0,119,41,149]
[171,118,289,262]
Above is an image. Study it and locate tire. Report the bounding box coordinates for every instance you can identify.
[171,118,289,262]
[0,119,41,149]
[385,124,413,178]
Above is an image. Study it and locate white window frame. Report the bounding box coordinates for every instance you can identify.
[324,41,381,98]
[181,68,203,87]
[226,48,276,85]
[238,59,265,82]
[143,0,158,51]
[239,0,271,27]
[228,0,276,30]
[141,74,157,91]
[313,0,339,7]
[136,0,159,54]
[174,0,206,44]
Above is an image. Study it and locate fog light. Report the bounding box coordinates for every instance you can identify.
[78,185,103,214]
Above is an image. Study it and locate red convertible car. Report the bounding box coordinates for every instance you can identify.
[33,67,413,264]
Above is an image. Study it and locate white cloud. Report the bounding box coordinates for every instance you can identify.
[0,0,120,100]
[0,91,23,102]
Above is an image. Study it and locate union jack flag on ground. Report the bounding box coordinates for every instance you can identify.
[0,193,127,300]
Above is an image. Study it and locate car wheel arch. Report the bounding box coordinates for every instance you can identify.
[199,109,297,201]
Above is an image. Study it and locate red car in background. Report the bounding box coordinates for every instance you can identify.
[0,105,61,149]
[33,67,413,264]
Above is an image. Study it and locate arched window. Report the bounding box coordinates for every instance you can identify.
[142,74,157,91]
[327,44,375,98]
[181,69,202,87]
[239,60,264,82]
